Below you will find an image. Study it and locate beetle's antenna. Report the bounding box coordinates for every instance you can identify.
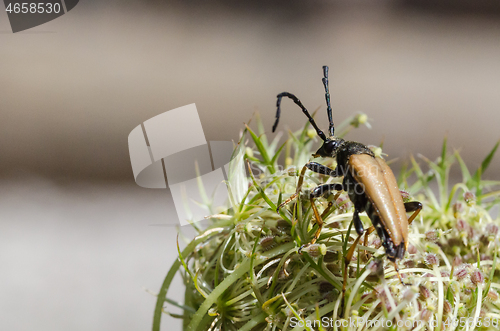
[273,92,327,141]
[322,66,334,137]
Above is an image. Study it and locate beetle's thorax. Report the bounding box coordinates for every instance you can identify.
[314,137,375,175]
[335,141,375,172]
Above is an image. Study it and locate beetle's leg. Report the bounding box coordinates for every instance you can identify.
[277,164,309,212]
[298,196,324,253]
[363,226,375,247]
[306,162,341,177]
[298,187,345,253]
[363,202,421,250]
[306,183,344,233]
[321,201,334,219]
[277,163,343,212]
[381,201,422,286]
[284,167,344,253]
[392,261,410,286]
[340,232,363,317]
[294,162,344,211]
[309,183,344,198]
[353,209,364,236]
[405,201,423,225]
[362,226,376,260]
[309,196,323,246]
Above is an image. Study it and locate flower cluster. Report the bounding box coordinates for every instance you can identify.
[154,113,500,331]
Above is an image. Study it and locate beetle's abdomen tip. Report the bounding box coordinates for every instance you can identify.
[387,243,406,261]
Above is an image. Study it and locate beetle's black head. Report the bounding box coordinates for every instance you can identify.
[313,137,345,158]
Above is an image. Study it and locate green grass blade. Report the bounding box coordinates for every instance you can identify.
[247,160,291,223]
[246,124,275,173]
[255,112,269,148]
[164,297,196,313]
[474,140,500,180]
[439,136,448,171]
[271,141,287,166]
[473,140,500,199]
[152,229,226,331]
[454,150,471,185]
[185,243,295,331]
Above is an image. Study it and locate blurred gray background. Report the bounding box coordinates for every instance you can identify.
[1,0,500,330]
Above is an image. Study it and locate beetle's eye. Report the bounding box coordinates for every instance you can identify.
[323,141,335,154]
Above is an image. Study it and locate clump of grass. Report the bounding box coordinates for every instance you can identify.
[153,113,500,331]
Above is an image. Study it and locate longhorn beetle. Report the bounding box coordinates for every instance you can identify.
[272,66,422,314]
